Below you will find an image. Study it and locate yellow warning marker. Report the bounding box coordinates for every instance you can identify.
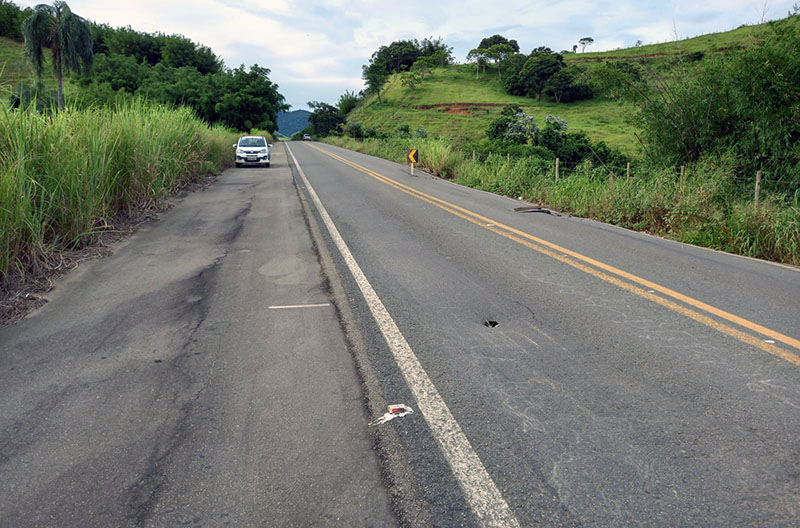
[407,148,419,176]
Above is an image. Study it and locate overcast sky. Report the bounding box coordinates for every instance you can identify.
[16,0,798,110]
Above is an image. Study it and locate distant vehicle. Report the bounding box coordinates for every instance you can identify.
[303,134,312,141]
[234,136,271,168]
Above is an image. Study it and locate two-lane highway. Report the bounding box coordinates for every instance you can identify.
[2,139,797,527]
[287,141,800,527]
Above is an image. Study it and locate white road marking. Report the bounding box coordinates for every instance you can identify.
[268,303,331,310]
[286,143,521,528]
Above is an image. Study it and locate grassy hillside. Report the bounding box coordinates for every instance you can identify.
[0,37,31,89]
[348,16,800,158]
[349,65,637,154]
[335,16,799,265]
[0,36,76,96]
[569,15,800,62]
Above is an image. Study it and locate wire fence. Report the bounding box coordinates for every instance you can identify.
[479,151,799,203]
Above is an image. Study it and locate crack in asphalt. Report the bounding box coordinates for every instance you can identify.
[125,200,252,527]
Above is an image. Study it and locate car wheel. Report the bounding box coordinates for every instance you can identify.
[265,162,270,168]
[235,162,241,168]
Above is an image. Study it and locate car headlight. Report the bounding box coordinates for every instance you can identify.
[236,149,244,155]
[260,149,268,154]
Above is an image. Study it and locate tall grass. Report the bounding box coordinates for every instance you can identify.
[0,99,238,279]
[323,136,799,265]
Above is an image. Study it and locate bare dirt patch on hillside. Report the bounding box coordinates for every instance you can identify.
[414,102,530,116]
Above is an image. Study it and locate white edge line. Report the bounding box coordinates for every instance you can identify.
[286,143,520,528]
[268,303,331,310]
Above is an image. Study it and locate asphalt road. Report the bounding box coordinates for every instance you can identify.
[287,141,800,527]
[2,140,799,528]
[0,146,397,527]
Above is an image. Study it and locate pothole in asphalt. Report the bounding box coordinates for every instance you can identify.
[483,320,499,328]
[514,206,552,214]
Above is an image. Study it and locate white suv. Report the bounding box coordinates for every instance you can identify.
[234,136,271,168]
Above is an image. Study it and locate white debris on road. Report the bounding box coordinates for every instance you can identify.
[370,404,414,426]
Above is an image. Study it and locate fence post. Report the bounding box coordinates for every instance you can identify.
[555,157,560,183]
[680,165,686,198]
[627,162,631,179]
[472,150,476,162]
[755,170,762,209]
[586,160,591,177]
[609,172,614,187]
[507,153,511,163]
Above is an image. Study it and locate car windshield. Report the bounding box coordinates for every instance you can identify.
[239,137,266,147]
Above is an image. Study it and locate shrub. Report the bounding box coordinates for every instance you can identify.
[347,121,364,140]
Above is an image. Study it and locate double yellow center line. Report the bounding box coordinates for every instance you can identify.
[307,143,800,367]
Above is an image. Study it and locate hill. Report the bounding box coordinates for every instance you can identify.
[346,15,800,157]
[277,109,310,136]
[568,15,800,62]
[349,64,636,154]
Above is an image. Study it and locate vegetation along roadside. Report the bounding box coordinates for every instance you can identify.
[312,17,799,266]
[0,1,283,323]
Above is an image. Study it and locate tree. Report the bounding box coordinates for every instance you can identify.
[337,89,360,115]
[212,65,286,132]
[410,56,432,80]
[346,121,363,140]
[486,105,538,144]
[400,70,421,89]
[371,40,420,74]
[478,34,520,53]
[22,1,93,108]
[106,26,161,64]
[545,66,593,103]
[502,53,529,95]
[362,59,389,103]
[81,52,144,93]
[418,37,454,65]
[466,48,487,79]
[0,1,27,41]
[504,112,538,144]
[485,43,513,81]
[578,37,594,53]
[307,101,344,137]
[520,50,564,99]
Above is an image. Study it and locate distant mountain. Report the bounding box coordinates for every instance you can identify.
[277,110,311,136]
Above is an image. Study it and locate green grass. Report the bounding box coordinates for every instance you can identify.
[0,99,238,280]
[569,15,800,62]
[0,37,33,89]
[0,36,78,96]
[348,16,800,157]
[349,64,638,154]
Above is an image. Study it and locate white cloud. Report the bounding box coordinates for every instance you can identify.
[14,0,799,108]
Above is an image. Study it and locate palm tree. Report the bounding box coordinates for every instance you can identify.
[22,1,93,109]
